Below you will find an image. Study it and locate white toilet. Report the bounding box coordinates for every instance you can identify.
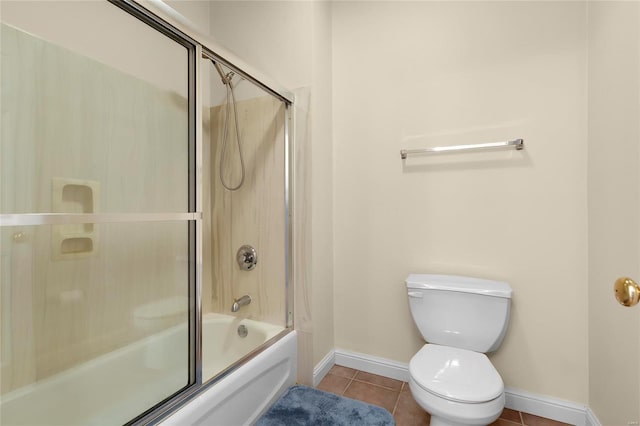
[405,274,512,426]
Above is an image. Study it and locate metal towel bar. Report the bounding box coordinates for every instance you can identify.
[400,138,524,159]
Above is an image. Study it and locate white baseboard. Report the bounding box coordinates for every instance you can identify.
[585,407,602,426]
[333,348,410,382]
[312,349,335,387]
[313,348,600,426]
[504,387,592,426]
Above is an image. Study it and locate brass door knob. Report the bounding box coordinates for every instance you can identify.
[614,277,640,307]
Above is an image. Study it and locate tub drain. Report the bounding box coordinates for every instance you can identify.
[237,324,248,338]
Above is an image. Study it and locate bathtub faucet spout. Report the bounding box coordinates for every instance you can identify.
[231,295,252,313]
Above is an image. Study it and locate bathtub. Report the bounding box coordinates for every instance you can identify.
[162,319,296,426]
[200,312,289,382]
[0,313,296,426]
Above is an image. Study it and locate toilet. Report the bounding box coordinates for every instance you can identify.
[405,274,512,426]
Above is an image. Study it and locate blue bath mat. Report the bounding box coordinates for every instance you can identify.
[256,385,395,426]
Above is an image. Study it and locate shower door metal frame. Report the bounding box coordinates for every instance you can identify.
[118,1,295,424]
[200,46,295,329]
[102,2,202,424]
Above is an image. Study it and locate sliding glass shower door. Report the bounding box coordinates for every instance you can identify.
[0,1,196,424]
[201,53,290,383]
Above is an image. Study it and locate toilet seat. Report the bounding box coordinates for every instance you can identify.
[409,344,504,404]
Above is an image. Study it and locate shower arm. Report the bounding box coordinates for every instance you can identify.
[212,60,234,86]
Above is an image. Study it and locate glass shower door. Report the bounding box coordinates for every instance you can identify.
[0,1,196,424]
[200,53,290,383]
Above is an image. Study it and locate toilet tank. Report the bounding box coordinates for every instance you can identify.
[406,274,512,353]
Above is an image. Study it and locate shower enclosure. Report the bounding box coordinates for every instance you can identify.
[0,1,293,424]
[200,51,291,383]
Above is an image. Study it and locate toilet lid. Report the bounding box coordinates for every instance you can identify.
[409,344,504,403]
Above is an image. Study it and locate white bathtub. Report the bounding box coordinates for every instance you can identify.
[162,324,297,426]
[0,313,296,426]
[201,312,288,382]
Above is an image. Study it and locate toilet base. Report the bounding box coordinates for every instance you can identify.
[409,377,504,426]
[429,416,471,426]
[429,415,489,426]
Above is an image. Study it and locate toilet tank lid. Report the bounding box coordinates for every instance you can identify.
[405,274,512,299]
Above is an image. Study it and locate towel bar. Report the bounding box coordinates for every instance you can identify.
[400,138,524,159]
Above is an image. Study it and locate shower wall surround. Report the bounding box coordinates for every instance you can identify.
[1,24,189,393]
[209,95,286,326]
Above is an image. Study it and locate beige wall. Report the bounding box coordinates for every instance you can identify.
[588,2,640,425]
[209,2,313,90]
[164,0,210,35]
[310,1,335,368]
[1,1,189,95]
[332,1,589,403]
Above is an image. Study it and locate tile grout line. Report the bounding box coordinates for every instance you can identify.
[351,378,404,393]
[390,382,404,415]
[322,370,356,395]
[352,371,405,393]
[342,373,356,396]
[501,418,524,426]
[341,371,403,416]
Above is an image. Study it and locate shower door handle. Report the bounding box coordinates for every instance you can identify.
[614,277,640,307]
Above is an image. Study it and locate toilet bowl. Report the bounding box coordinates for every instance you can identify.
[409,344,505,426]
[409,375,505,426]
[405,274,512,426]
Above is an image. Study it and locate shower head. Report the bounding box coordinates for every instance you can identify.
[211,60,234,86]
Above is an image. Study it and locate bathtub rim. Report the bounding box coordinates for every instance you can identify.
[133,326,294,425]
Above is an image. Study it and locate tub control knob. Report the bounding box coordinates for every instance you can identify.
[237,245,257,271]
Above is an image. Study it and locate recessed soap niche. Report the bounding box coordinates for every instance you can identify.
[52,178,100,260]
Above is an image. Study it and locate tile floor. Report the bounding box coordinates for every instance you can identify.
[317,365,572,426]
